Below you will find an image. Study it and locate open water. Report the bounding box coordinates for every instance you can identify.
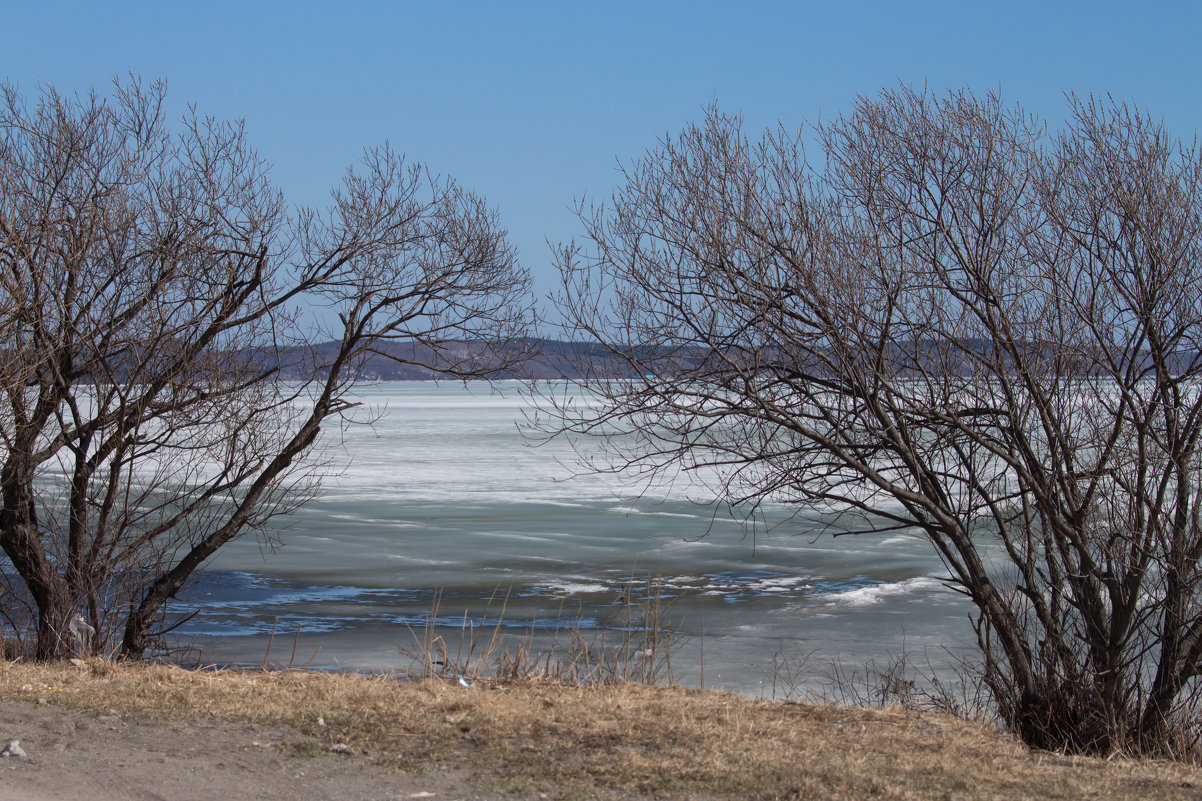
[181,382,976,697]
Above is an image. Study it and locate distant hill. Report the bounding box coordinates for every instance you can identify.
[91,336,1192,385]
[263,339,646,381]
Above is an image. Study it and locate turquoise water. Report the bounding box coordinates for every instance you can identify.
[183,382,975,696]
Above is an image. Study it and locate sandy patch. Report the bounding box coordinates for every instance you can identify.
[0,700,517,801]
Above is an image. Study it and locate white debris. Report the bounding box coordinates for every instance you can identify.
[69,615,95,656]
[0,740,27,758]
[329,743,353,755]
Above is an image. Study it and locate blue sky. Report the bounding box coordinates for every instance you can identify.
[7,1,1201,298]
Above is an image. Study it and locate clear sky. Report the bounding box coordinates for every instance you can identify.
[6,1,1201,299]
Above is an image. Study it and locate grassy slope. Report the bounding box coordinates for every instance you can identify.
[1,659,1198,800]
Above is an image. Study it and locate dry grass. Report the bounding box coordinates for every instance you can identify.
[394,574,684,687]
[1,659,1199,800]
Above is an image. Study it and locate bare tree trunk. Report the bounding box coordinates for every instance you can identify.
[0,506,74,659]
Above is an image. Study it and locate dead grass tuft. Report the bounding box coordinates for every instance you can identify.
[1,659,1200,799]
[395,574,683,687]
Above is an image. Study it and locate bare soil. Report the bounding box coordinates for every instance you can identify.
[0,698,500,801]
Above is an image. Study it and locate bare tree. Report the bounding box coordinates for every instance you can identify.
[548,87,1202,756]
[0,78,531,660]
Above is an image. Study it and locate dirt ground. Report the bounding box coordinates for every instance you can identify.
[0,699,536,801]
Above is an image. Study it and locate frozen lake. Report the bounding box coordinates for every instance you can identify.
[182,382,976,697]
